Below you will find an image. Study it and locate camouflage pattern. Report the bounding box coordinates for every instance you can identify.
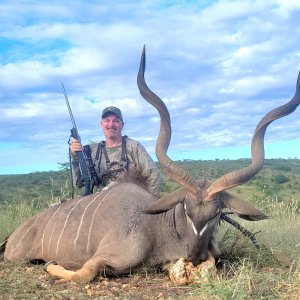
[72,137,163,197]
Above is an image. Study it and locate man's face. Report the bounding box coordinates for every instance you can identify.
[101,113,124,140]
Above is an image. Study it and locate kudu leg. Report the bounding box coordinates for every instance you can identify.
[46,260,103,282]
[46,246,147,282]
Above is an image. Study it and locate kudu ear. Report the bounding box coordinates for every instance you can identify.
[221,191,268,221]
[142,188,186,214]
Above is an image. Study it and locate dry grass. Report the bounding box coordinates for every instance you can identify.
[0,191,299,299]
[0,262,202,300]
[0,255,299,300]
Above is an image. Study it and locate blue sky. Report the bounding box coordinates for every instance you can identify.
[1,0,300,175]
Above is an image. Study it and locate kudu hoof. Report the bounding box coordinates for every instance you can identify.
[44,260,58,271]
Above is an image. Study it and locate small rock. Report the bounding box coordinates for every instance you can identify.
[168,256,217,285]
[102,279,110,286]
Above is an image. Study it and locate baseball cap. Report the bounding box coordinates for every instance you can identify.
[101,106,123,121]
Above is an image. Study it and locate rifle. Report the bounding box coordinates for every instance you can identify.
[62,83,92,196]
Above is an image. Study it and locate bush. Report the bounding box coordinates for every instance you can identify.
[274,165,292,172]
[273,174,289,184]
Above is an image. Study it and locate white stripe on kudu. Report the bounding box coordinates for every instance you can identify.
[41,205,62,257]
[73,190,110,249]
[86,189,113,252]
[12,216,41,254]
[55,196,88,256]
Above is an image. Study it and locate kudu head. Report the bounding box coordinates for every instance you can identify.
[137,46,300,262]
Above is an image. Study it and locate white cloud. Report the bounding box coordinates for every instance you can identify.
[0,0,300,174]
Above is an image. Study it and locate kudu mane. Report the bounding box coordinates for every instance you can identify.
[111,168,150,191]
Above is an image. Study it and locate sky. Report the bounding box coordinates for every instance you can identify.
[0,0,300,175]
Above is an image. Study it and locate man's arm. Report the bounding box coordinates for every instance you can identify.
[130,140,163,197]
[71,158,84,188]
[70,140,84,188]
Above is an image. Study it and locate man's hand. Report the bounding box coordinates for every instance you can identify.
[70,139,83,158]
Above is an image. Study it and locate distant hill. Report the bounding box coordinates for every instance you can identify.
[0,170,71,205]
[1,159,299,205]
[171,158,300,203]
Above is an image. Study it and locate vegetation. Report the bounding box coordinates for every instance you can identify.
[0,158,299,299]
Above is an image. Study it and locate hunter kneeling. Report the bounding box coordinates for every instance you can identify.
[70,106,163,197]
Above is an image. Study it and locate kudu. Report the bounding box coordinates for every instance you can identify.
[2,48,300,283]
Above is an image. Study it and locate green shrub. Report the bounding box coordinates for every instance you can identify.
[273,174,289,184]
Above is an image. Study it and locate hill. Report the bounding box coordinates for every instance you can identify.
[1,158,299,205]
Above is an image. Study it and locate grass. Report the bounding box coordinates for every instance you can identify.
[0,182,299,299]
[0,189,68,242]
[0,202,42,241]
[191,260,300,299]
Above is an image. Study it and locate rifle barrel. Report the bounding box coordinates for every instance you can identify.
[62,82,92,196]
[62,83,78,135]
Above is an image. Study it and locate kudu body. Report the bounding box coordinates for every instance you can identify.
[3,48,300,282]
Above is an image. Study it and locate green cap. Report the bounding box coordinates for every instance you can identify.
[101,106,123,121]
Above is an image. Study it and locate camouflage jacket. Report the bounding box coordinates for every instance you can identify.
[72,137,163,197]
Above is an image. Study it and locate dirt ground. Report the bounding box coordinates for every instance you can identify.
[1,255,299,299]
[0,261,207,300]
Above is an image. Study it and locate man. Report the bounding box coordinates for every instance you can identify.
[70,106,163,197]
